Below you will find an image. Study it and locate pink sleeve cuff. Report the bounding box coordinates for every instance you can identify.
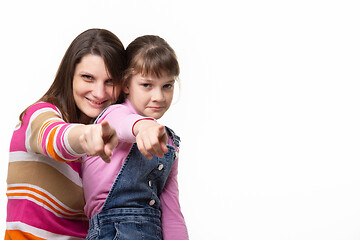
[132,118,156,136]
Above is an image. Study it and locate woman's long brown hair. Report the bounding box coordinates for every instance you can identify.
[20,28,126,124]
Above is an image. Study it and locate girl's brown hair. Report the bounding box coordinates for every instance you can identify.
[21,28,126,123]
[119,35,179,103]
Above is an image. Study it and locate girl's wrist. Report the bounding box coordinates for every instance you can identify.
[132,118,156,136]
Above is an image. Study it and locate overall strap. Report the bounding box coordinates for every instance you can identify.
[165,126,180,147]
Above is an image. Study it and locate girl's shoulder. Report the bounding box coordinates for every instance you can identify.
[95,103,132,123]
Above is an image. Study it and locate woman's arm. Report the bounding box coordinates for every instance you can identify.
[24,102,117,162]
[69,121,118,162]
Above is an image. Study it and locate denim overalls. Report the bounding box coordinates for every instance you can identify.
[86,126,180,240]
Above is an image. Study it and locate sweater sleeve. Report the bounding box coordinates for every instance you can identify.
[97,104,154,143]
[160,154,189,240]
[23,102,83,161]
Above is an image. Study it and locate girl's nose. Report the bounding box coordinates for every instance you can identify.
[151,88,165,102]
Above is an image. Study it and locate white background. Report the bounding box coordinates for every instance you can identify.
[1,0,360,239]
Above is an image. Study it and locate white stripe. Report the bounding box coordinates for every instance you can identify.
[52,125,67,160]
[9,151,83,187]
[7,183,84,215]
[7,221,84,240]
[43,118,63,156]
[25,106,61,153]
[14,121,21,131]
[63,124,84,157]
[55,124,83,159]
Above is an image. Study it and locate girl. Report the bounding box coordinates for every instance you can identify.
[6,28,134,240]
[82,35,189,240]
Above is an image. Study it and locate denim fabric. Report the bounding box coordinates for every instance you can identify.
[87,127,179,240]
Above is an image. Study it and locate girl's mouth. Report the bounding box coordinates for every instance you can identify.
[148,106,164,111]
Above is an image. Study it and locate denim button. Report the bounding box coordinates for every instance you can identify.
[148,180,152,187]
[158,164,164,171]
[149,199,156,206]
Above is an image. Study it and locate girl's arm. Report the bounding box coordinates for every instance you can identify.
[160,156,189,240]
[133,120,169,159]
[98,104,168,159]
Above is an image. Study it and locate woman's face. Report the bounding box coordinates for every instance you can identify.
[73,54,120,119]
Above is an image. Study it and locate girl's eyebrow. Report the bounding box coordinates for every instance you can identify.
[138,77,153,82]
[138,77,175,83]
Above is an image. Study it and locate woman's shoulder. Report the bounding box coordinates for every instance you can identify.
[21,102,63,124]
[27,102,60,112]
[25,102,62,116]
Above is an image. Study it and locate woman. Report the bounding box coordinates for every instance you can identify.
[5,28,126,240]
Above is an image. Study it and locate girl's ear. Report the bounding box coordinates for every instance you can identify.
[123,84,130,94]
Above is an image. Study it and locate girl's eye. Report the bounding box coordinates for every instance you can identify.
[142,84,151,88]
[163,84,174,89]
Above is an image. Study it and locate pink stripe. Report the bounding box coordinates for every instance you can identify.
[57,124,81,160]
[24,103,59,123]
[55,124,83,176]
[10,128,27,152]
[10,102,61,153]
[66,161,83,177]
[7,198,88,238]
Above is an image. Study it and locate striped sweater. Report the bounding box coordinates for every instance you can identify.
[5,102,88,240]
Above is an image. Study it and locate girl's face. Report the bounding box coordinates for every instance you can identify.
[73,54,120,119]
[124,73,175,119]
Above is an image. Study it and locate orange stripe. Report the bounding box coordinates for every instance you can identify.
[7,186,82,215]
[5,229,46,240]
[7,192,86,218]
[46,125,67,162]
[38,120,56,147]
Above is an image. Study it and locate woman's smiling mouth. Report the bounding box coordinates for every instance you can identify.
[86,97,108,108]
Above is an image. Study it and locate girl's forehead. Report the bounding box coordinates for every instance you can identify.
[133,73,175,82]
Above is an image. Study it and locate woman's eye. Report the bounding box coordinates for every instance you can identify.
[105,79,114,86]
[81,74,93,80]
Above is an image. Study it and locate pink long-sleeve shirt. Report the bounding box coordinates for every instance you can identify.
[82,99,188,240]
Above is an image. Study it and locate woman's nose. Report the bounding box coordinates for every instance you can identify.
[92,82,106,100]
